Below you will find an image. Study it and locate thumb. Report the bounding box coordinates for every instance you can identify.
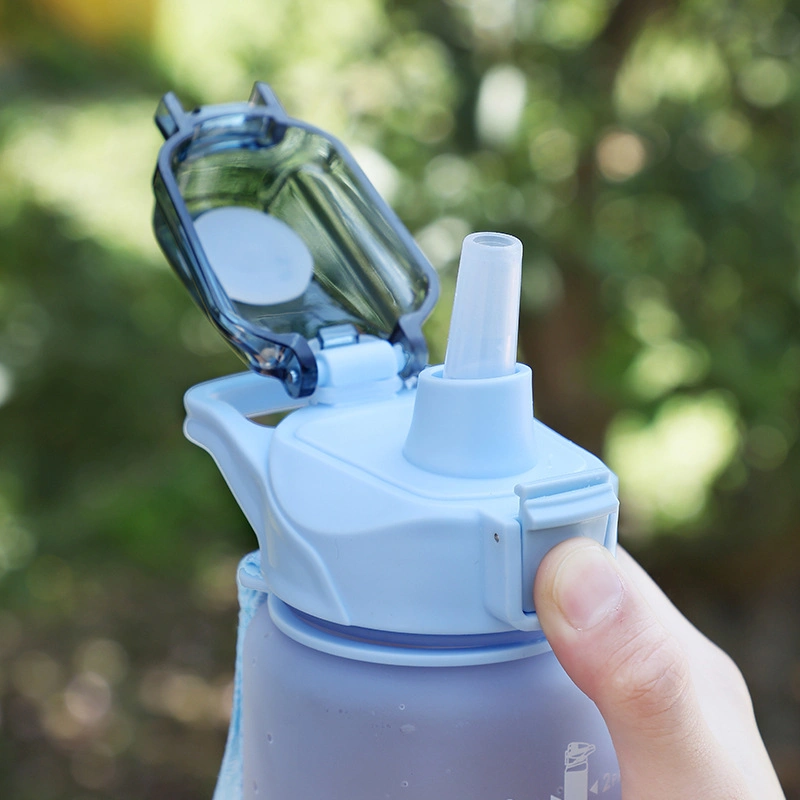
[534,539,750,800]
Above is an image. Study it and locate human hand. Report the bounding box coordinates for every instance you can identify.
[534,539,785,799]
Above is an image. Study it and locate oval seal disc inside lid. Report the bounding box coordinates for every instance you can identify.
[194,206,314,306]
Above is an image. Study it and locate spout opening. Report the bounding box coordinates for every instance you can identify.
[472,233,516,248]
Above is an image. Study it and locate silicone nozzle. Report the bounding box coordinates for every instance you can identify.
[443,232,523,379]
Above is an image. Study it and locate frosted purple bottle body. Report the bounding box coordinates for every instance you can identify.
[241,598,621,800]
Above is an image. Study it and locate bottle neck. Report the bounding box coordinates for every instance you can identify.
[268,595,551,667]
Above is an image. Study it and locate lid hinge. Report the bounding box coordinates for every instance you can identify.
[313,326,405,405]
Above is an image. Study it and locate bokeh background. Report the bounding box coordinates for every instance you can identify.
[1,0,799,797]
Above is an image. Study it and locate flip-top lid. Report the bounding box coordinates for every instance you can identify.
[153,82,438,398]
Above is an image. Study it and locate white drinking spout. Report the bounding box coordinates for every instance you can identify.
[403,232,536,478]
[443,232,523,380]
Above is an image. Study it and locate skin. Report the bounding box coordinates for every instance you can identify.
[534,539,786,800]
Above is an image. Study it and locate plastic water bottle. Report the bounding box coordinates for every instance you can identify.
[152,82,621,800]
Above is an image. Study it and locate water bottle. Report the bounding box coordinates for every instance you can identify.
[152,82,621,800]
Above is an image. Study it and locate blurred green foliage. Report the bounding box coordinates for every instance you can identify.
[0,0,799,797]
